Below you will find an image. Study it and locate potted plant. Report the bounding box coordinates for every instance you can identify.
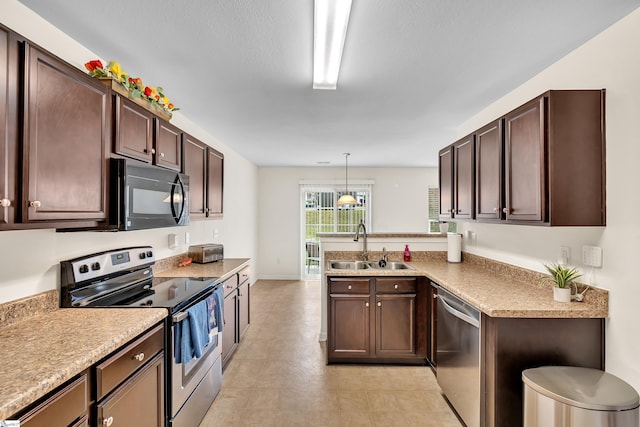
[539,263,582,302]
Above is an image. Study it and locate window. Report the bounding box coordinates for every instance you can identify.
[428,185,455,233]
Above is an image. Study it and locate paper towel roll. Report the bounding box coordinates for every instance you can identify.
[447,232,462,263]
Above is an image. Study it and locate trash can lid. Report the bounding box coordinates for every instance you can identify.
[523,366,640,411]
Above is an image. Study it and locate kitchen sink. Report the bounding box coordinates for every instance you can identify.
[328,260,415,271]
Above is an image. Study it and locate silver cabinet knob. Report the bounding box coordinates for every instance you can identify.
[151,148,156,154]
[377,302,382,307]
[394,284,398,289]
[0,199,10,208]
[103,416,114,427]
[365,302,369,307]
[503,208,509,213]
[493,207,499,212]
[132,352,145,362]
[160,152,165,158]
[348,285,352,290]
[29,200,41,208]
[433,294,438,299]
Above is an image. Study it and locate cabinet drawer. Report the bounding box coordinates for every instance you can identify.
[329,278,371,294]
[20,373,88,427]
[376,278,417,293]
[96,323,164,400]
[222,274,239,297]
[238,266,250,285]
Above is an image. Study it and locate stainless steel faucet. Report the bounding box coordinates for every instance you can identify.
[354,219,368,260]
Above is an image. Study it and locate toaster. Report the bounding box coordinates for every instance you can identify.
[189,244,224,264]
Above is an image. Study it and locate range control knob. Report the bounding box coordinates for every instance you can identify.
[139,252,146,259]
[91,262,101,271]
[79,264,89,274]
[146,251,153,258]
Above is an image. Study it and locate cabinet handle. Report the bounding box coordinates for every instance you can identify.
[365,302,369,307]
[503,208,509,213]
[103,416,114,427]
[29,200,41,208]
[394,284,398,289]
[348,285,352,290]
[132,352,145,362]
[377,302,382,307]
[493,207,499,212]
[433,294,438,299]
[160,152,165,158]
[151,148,156,154]
[0,198,10,208]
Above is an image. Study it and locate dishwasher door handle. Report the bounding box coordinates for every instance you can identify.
[439,296,479,328]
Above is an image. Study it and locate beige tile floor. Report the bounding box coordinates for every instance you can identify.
[199,280,463,427]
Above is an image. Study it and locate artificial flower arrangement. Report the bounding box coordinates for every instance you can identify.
[84,59,179,117]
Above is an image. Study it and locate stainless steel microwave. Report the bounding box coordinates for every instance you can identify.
[109,158,189,231]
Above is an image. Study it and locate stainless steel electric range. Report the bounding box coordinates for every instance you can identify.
[60,246,222,427]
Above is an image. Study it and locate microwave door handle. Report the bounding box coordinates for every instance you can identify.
[171,175,186,220]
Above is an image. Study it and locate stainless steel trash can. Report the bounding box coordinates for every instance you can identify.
[523,366,639,427]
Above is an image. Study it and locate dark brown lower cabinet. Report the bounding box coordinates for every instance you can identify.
[222,288,238,367]
[328,276,427,364]
[221,266,251,369]
[482,316,604,427]
[97,353,164,427]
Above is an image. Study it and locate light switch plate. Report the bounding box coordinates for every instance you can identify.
[582,246,603,268]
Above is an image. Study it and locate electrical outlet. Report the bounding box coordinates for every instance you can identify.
[582,246,603,268]
[560,246,570,265]
[168,233,178,249]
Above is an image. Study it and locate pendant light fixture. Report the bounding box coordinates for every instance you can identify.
[337,153,358,206]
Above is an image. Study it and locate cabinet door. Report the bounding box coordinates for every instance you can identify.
[23,44,109,222]
[376,294,416,356]
[475,120,504,220]
[504,97,546,222]
[222,292,238,367]
[0,27,19,228]
[182,134,207,219]
[329,294,372,358]
[155,119,181,171]
[238,281,250,341]
[97,353,164,427]
[438,146,454,219]
[453,135,475,219]
[207,148,223,217]
[114,95,153,162]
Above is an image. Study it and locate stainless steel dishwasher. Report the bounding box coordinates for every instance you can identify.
[435,285,481,427]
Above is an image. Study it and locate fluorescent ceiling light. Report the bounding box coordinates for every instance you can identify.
[313,0,352,90]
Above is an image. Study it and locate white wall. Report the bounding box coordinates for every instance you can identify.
[257,167,438,279]
[0,1,259,303]
[456,9,640,391]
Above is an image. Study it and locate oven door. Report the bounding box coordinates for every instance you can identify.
[170,306,222,426]
[111,158,190,231]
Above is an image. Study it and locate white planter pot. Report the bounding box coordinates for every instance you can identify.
[439,223,449,233]
[553,287,572,302]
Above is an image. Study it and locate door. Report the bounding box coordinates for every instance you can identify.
[238,281,250,340]
[155,119,181,171]
[183,134,207,219]
[114,95,153,163]
[504,97,546,222]
[207,147,223,217]
[475,119,504,220]
[0,27,18,228]
[22,43,110,223]
[438,146,453,219]
[453,135,474,219]
[329,294,372,358]
[375,294,416,356]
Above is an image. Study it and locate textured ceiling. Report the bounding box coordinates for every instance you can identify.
[18,0,640,167]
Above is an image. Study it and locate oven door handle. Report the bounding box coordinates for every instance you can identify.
[172,311,188,323]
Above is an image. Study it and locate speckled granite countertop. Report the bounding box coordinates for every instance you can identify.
[154,258,250,279]
[325,253,608,319]
[0,307,167,420]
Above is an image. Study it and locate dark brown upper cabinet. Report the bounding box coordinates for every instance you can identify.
[155,119,181,171]
[475,119,504,220]
[453,135,475,220]
[114,95,154,163]
[22,43,110,224]
[113,95,182,171]
[439,89,605,227]
[0,26,20,229]
[182,133,224,219]
[504,90,605,226]
[438,145,454,220]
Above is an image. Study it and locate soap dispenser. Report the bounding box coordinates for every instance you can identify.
[403,244,411,262]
